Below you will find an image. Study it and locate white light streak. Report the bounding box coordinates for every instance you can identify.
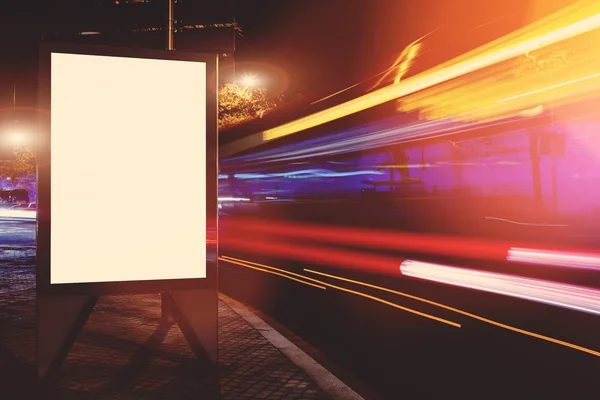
[0,209,36,220]
[218,197,250,202]
[400,260,600,316]
[508,248,600,271]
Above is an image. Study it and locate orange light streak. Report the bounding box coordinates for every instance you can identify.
[304,268,600,357]
[218,256,326,290]
[259,2,600,142]
[222,256,460,328]
[496,72,600,103]
[221,255,327,285]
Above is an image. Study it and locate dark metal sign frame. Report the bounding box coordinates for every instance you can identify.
[36,42,218,296]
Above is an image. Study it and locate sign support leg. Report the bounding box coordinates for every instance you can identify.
[37,294,98,380]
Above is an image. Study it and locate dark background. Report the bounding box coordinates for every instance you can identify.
[0,0,579,106]
[0,0,579,160]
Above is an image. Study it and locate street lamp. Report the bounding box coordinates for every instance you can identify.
[1,121,32,149]
[240,73,258,88]
[8,130,29,147]
[3,125,31,148]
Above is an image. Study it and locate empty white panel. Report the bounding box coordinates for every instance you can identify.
[50,52,207,284]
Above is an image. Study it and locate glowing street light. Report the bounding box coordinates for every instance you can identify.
[2,124,31,148]
[9,130,29,146]
[240,73,259,88]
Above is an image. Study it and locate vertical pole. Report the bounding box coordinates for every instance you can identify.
[166,0,174,51]
[552,149,557,215]
[162,0,175,323]
[161,292,175,324]
[529,129,543,214]
[232,24,236,80]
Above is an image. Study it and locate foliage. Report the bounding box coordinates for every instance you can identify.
[218,83,283,130]
[0,145,35,184]
[0,82,281,189]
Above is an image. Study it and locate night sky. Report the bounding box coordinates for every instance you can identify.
[0,0,578,113]
[232,0,577,98]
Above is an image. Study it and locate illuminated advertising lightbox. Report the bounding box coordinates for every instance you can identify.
[37,44,218,294]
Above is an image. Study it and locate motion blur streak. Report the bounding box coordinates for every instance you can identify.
[484,217,568,227]
[218,197,250,202]
[221,234,402,276]
[218,257,327,290]
[259,1,600,142]
[221,255,327,286]
[304,268,600,357]
[319,282,461,328]
[507,248,600,271]
[229,169,385,179]
[222,256,460,328]
[400,260,600,317]
[219,117,479,164]
[367,34,425,92]
[393,1,600,122]
[496,72,600,103]
[221,218,513,262]
[0,209,36,220]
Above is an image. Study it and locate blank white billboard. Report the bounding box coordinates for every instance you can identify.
[50,52,207,284]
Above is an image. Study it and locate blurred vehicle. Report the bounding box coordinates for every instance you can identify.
[0,189,30,205]
[9,189,30,205]
[219,5,600,252]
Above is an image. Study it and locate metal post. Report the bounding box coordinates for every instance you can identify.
[166,0,174,51]
[162,0,175,323]
[161,292,175,324]
[232,24,236,79]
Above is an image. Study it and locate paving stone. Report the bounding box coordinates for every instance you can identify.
[0,265,331,399]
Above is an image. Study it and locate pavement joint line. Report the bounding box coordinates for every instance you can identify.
[219,292,366,400]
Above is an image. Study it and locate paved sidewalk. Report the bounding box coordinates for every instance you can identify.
[0,276,357,399]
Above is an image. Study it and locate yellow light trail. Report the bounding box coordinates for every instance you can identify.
[496,72,600,103]
[260,2,600,142]
[367,34,428,92]
[219,257,326,290]
[221,256,460,328]
[304,268,600,357]
[311,32,432,106]
[221,255,327,285]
